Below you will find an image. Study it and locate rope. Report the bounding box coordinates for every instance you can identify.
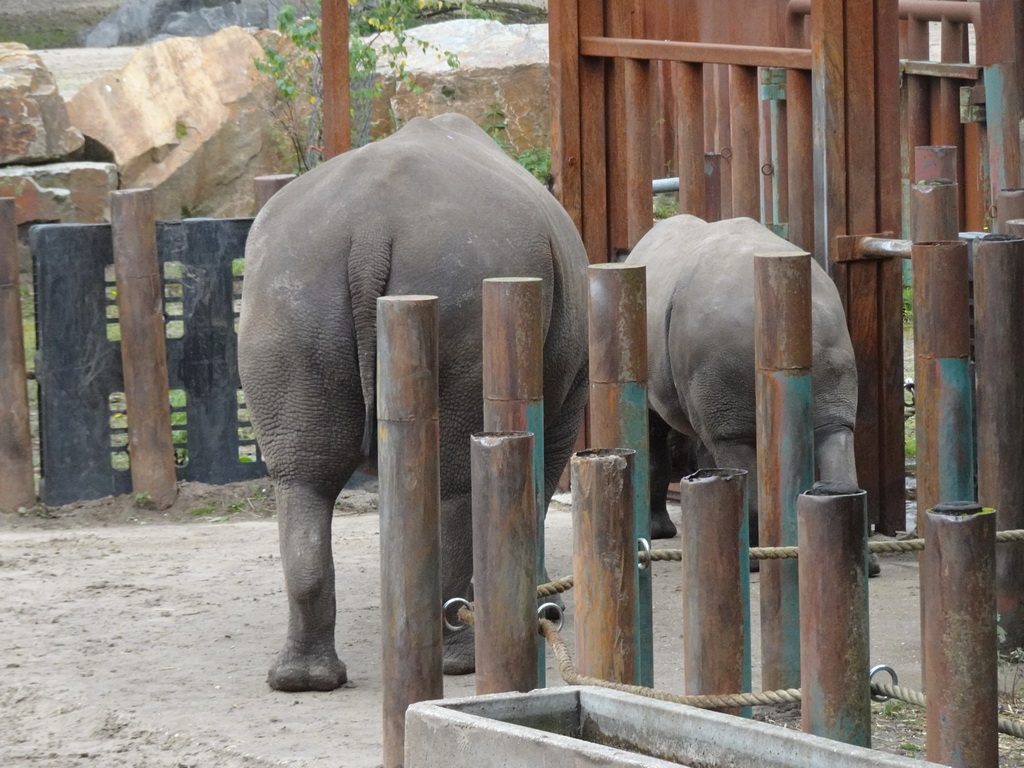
[539,618,801,709]
[537,622,1024,739]
[635,528,1024,565]
[871,681,1024,739]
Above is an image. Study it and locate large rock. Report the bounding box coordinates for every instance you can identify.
[0,162,118,225]
[67,27,293,220]
[369,21,550,156]
[0,44,84,165]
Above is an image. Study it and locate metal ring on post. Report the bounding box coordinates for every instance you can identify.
[442,597,473,633]
[869,664,900,701]
[637,538,652,570]
[537,602,564,632]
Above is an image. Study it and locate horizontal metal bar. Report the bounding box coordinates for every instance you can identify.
[901,60,981,80]
[861,237,912,259]
[653,177,680,194]
[580,37,812,70]
[790,0,979,25]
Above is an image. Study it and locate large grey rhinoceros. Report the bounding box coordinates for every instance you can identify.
[237,113,589,691]
[625,215,861,548]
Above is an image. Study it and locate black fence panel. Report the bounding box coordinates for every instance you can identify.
[31,218,266,506]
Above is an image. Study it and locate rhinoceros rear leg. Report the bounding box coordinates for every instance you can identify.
[269,478,352,691]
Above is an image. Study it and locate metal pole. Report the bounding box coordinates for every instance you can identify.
[678,468,750,717]
[111,189,178,510]
[588,263,652,686]
[754,250,814,692]
[482,277,546,684]
[786,69,814,253]
[571,448,636,683]
[471,431,537,695]
[0,197,35,513]
[923,502,998,768]
[996,188,1024,234]
[798,481,870,747]
[377,295,442,768]
[911,180,959,243]
[973,234,1024,650]
[253,174,295,214]
[914,145,958,183]
[911,240,974,530]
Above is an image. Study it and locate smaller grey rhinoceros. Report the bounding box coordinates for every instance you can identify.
[625,215,863,553]
[238,113,589,691]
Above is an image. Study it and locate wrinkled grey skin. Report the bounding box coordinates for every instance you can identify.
[238,114,589,691]
[625,216,859,543]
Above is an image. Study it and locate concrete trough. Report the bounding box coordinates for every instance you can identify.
[405,687,943,768]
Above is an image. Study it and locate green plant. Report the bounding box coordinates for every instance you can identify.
[256,1,467,172]
[898,742,921,753]
[902,285,913,325]
[190,505,217,516]
[517,147,551,186]
[133,492,153,510]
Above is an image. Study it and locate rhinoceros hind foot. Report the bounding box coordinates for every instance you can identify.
[650,511,678,540]
[268,648,348,691]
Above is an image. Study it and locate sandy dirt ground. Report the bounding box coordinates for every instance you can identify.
[3,476,986,768]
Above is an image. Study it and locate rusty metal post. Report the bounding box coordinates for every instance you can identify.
[471,431,537,695]
[996,188,1024,234]
[911,180,959,243]
[110,189,177,510]
[572,448,636,684]
[253,174,295,214]
[377,295,442,768]
[320,0,350,158]
[923,502,998,768]
[973,234,1024,650]
[754,250,814,692]
[911,240,974,530]
[0,197,35,513]
[482,277,546,683]
[678,468,751,717]
[798,482,870,747]
[588,263,652,686]
[914,145,958,183]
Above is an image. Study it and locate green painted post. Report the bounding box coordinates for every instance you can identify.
[754,251,815,692]
[588,263,653,686]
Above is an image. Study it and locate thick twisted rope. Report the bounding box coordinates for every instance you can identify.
[538,620,1024,738]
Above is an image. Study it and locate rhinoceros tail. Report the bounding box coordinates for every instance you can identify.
[347,219,392,460]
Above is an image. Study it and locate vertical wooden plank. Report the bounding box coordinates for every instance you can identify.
[549,0,583,232]
[673,61,706,219]
[874,0,902,235]
[787,69,814,252]
[321,0,350,158]
[0,197,35,513]
[729,65,760,220]
[964,122,986,232]
[843,0,877,235]
[603,0,640,257]
[579,0,607,263]
[878,251,906,535]
[624,59,653,248]
[111,189,177,510]
[847,264,882,527]
[811,0,847,269]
